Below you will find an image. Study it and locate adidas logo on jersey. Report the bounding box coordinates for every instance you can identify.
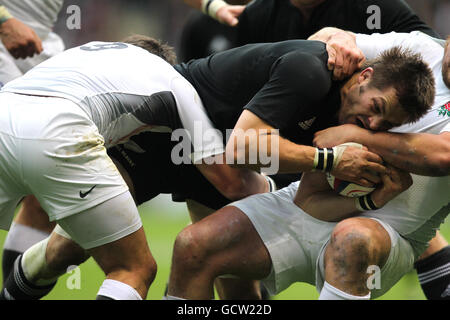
[441,284,450,298]
[298,117,316,130]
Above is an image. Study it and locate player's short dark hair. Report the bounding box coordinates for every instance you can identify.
[361,46,435,123]
[122,34,177,65]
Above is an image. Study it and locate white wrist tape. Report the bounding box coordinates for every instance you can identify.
[313,147,334,172]
[201,0,227,20]
[0,5,12,25]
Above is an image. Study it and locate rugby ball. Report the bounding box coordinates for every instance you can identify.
[326,173,375,197]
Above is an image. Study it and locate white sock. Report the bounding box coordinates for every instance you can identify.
[3,222,50,253]
[97,279,143,300]
[319,281,371,300]
[162,295,186,300]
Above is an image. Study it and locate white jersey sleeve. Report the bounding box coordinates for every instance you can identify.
[441,117,450,133]
[1,41,225,161]
[170,78,224,163]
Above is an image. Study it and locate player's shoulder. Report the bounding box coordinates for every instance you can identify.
[273,44,332,100]
[273,41,330,78]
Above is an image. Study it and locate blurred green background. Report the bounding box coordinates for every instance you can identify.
[1,196,448,300]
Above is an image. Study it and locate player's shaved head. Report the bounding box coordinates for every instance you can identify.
[122,34,177,65]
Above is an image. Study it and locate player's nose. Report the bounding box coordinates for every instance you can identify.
[368,116,381,130]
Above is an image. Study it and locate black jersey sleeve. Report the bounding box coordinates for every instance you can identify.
[237,0,274,45]
[243,50,332,132]
[375,0,440,38]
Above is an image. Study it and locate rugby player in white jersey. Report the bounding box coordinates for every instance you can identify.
[1,32,434,300]
[0,35,270,300]
[0,0,66,281]
[0,0,64,84]
[166,30,450,300]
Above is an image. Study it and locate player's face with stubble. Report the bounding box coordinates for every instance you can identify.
[338,83,408,132]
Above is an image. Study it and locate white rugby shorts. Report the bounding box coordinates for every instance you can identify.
[0,92,130,231]
[230,181,416,299]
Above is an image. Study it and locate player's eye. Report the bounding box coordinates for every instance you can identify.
[372,100,381,114]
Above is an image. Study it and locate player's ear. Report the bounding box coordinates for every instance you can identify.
[358,67,374,84]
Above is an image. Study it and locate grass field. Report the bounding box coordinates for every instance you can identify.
[0,195,449,300]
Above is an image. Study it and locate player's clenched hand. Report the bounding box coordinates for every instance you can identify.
[370,165,413,208]
[326,31,365,80]
[216,5,245,26]
[313,124,364,148]
[331,146,386,187]
[0,18,43,59]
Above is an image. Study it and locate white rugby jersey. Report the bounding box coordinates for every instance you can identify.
[2,41,224,162]
[356,32,450,254]
[0,0,63,38]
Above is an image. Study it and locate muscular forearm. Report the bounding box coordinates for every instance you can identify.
[277,138,317,173]
[294,172,360,222]
[295,166,412,222]
[227,131,316,174]
[353,130,450,176]
[196,155,269,201]
[308,27,355,42]
[296,190,359,222]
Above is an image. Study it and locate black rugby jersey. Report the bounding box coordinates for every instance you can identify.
[237,0,440,45]
[175,40,341,146]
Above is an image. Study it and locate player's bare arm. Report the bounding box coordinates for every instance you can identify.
[0,6,42,59]
[294,165,413,222]
[314,125,450,176]
[226,109,386,187]
[195,155,270,200]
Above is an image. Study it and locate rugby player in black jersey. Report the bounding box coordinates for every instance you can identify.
[176,0,449,300]
[3,34,436,300]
